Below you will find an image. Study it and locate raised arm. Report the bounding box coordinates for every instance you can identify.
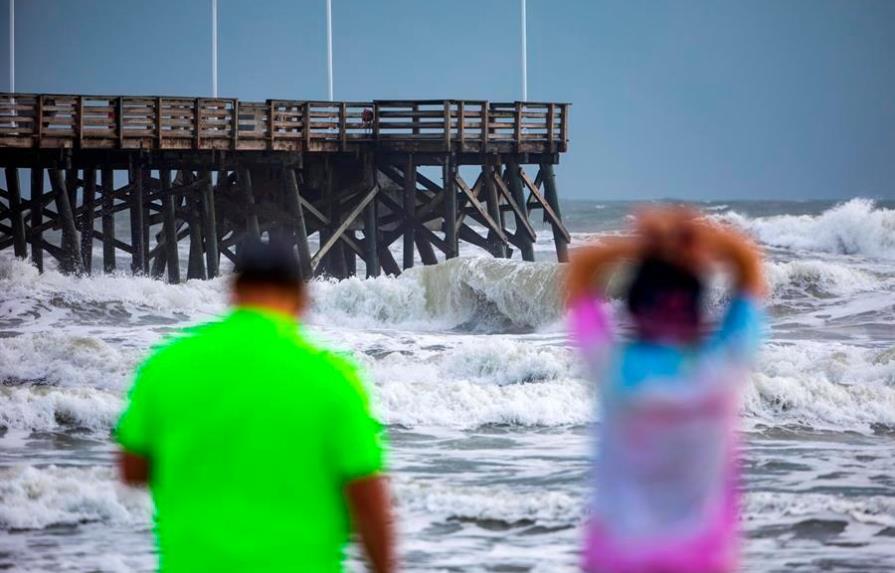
[702,225,766,299]
[566,237,643,303]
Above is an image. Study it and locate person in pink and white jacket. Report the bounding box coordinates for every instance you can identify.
[567,208,766,573]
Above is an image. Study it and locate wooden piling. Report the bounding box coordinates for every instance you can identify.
[403,155,416,269]
[284,168,312,280]
[363,194,380,278]
[185,171,207,280]
[81,168,96,273]
[101,168,116,272]
[160,168,180,284]
[540,163,568,262]
[201,170,220,278]
[239,167,261,243]
[4,167,27,258]
[30,167,44,271]
[129,166,145,274]
[506,160,535,262]
[49,168,84,274]
[483,158,507,258]
[442,157,458,259]
[0,95,570,280]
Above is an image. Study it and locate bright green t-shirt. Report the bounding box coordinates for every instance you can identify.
[116,307,386,573]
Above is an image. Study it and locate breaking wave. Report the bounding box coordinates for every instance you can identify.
[311,257,564,331]
[0,465,151,531]
[719,198,895,259]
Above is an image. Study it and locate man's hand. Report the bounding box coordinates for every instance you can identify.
[346,475,395,573]
[119,451,150,486]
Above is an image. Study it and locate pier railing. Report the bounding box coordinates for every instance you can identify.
[0,94,569,154]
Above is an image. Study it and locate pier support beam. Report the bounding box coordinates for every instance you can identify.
[363,196,380,277]
[101,168,116,273]
[129,166,146,274]
[160,168,180,284]
[442,156,458,259]
[201,170,220,278]
[483,158,507,258]
[186,171,207,280]
[4,167,27,258]
[403,155,416,269]
[49,168,84,274]
[239,167,261,247]
[30,167,44,271]
[284,168,312,280]
[540,163,568,262]
[81,168,96,272]
[506,160,535,262]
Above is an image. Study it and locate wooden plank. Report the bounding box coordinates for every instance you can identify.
[492,164,536,242]
[453,174,507,243]
[520,168,570,243]
[311,184,378,271]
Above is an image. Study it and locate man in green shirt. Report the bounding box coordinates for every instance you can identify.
[116,239,394,573]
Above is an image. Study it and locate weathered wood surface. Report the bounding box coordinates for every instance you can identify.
[0,96,571,281]
[0,94,569,154]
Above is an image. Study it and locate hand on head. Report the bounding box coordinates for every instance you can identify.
[633,206,708,273]
[567,204,766,304]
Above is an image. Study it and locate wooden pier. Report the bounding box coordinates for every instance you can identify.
[0,93,570,281]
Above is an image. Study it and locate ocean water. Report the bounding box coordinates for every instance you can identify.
[1,197,894,572]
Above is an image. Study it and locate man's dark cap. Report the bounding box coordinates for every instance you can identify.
[234,238,304,287]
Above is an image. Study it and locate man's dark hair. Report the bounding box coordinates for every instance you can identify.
[626,256,704,322]
[233,238,305,290]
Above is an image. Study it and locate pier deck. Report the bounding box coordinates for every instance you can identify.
[0,93,571,281]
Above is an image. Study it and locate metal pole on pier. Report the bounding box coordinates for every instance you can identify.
[520,0,527,101]
[326,0,333,101]
[211,0,218,97]
[8,0,14,92]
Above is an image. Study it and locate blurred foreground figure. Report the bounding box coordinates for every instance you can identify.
[567,208,765,573]
[116,239,394,573]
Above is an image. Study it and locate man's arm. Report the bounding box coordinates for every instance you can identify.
[346,475,395,573]
[119,451,150,486]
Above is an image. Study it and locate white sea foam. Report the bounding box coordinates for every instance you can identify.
[719,198,895,259]
[766,259,882,299]
[0,331,138,388]
[311,257,564,330]
[396,477,580,526]
[0,386,123,432]
[745,341,895,432]
[0,465,150,530]
[746,490,895,529]
[369,364,588,428]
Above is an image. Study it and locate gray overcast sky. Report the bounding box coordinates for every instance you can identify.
[2,0,893,201]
